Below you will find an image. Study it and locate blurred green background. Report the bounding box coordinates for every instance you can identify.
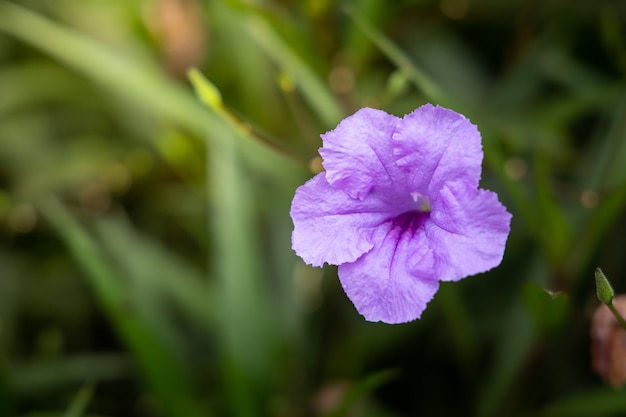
[1,0,626,416]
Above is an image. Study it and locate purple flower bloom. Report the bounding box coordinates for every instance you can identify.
[290,104,511,324]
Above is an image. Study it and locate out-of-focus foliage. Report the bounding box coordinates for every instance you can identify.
[0,0,625,416]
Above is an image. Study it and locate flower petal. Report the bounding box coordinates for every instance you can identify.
[393,104,483,197]
[338,214,440,324]
[290,174,396,267]
[423,182,512,281]
[319,108,402,200]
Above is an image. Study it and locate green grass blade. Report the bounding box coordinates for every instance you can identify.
[13,354,130,395]
[344,5,452,108]
[243,12,345,127]
[540,388,626,417]
[91,215,216,345]
[63,382,94,417]
[323,369,398,417]
[207,117,272,417]
[0,1,291,178]
[38,197,206,417]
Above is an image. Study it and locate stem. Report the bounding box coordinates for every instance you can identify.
[607,301,626,330]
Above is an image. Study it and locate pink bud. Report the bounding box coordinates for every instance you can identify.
[591,295,626,387]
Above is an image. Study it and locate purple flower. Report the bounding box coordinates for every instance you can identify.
[290,104,511,324]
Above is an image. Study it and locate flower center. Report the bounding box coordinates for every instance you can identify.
[410,192,431,213]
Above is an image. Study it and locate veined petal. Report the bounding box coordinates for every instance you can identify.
[393,104,483,197]
[424,182,512,281]
[290,174,396,267]
[320,108,402,200]
[338,213,440,324]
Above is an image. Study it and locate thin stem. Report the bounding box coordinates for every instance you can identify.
[607,301,626,330]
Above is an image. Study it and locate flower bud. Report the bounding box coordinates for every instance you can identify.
[595,268,615,305]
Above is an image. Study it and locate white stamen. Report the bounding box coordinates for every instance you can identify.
[410,191,431,212]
